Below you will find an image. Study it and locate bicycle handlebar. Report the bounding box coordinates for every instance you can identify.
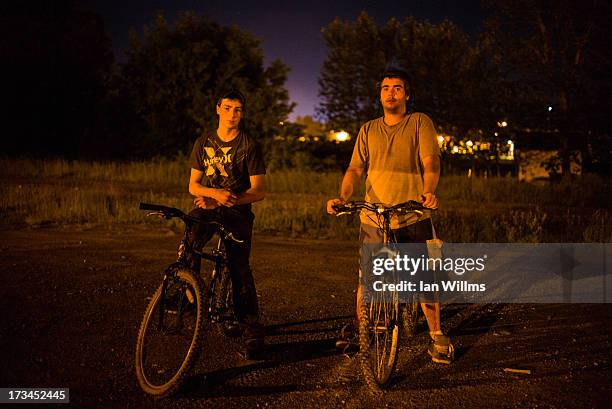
[139,203,185,218]
[332,200,434,216]
[139,202,243,243]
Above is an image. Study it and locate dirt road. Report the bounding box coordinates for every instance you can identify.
[1,226,610,408]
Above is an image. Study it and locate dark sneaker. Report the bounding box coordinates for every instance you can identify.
[335,322,359,353]
[428,334,455,364]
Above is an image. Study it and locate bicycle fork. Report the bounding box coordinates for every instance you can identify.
[157,263,193,333]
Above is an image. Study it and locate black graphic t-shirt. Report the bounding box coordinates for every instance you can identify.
[189,131,266,211]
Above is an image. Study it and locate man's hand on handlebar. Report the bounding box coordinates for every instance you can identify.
[420,192,438,209]
[326,198,345,214]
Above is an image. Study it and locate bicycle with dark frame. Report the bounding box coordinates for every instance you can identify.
[134,202,243,397]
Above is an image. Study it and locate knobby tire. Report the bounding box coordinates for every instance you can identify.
[358,299,401,393]
[135,268,205,397]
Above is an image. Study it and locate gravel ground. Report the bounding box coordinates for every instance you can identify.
[1,226,611,408]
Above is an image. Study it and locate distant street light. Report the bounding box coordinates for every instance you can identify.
[497,120,508,128]
[334,131,350,142]
[548,106,553,112]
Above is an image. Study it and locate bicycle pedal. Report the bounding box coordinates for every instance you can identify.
[335,339,359,353]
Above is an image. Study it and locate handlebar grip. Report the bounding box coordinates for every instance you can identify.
[394,200,436,212]
[407,200,428,210]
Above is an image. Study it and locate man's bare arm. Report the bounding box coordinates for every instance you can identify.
[421,155,440,209]
[326,166,364,213]
[234,174,265,205]
[340,166,364,201]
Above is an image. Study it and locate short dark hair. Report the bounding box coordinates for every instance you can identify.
[378,68,412,97]
[217,89,246,109]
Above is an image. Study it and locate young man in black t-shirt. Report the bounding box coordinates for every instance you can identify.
[187,90,266,355]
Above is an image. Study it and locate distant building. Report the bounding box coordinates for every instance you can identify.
[515,129,582,181]
[518,150,582,182]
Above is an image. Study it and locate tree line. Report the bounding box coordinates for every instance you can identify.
[2,0,610,174]
[2,1,292,160]
[318,1,611,175]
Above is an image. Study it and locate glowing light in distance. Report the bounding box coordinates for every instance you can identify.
[334,131,350,142]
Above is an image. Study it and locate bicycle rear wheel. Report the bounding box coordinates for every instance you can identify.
[358,296,401,391]
[135,268,205,397]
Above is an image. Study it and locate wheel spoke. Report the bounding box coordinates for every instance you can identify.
[360,292,401,388]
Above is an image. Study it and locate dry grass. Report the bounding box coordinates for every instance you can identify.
[1,157,610,242]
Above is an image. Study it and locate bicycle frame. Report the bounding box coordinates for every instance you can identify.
[332,200,430,389]
[136,202,242,397]
[155,225,230,332]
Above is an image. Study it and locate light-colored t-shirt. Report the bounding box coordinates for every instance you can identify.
[349,112,440,228]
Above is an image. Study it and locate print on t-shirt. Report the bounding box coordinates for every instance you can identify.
[189,132,266,196]
[203,146,232,177]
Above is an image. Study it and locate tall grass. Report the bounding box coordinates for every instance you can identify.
[1,157,610,242]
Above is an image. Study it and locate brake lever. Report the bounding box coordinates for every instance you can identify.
[224,232,244,244]
[335,210,352,217]
[216,225,244,243]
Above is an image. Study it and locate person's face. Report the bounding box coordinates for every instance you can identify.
[216,98,243,129]
[380,77,408,113]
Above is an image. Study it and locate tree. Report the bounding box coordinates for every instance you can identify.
[295,116,326,138]
[483,0,612,174]
[318,13,386,136]
[317,12,505,137]
[119,12,294,158]
[1,0,114,157]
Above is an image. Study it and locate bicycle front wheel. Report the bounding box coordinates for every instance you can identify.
[135,268,205,397]
[402,294,419,337]
[358,296,401,391]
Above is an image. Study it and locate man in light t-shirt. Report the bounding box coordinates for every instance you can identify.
[326,68,454,364]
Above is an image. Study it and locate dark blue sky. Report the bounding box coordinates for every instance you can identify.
[82,0,484,120]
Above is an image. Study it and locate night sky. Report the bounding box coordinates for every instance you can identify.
[81,0,484,120]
